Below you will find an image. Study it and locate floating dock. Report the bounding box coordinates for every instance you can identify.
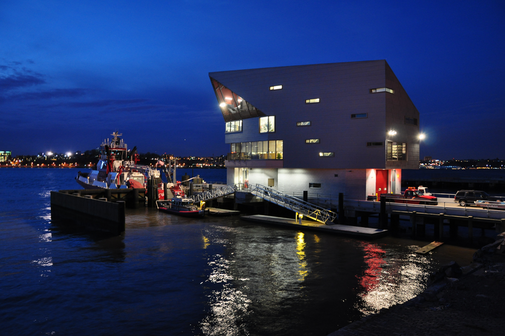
[415,241,444,254]
[207,207,240,216]
[241,214,387,238]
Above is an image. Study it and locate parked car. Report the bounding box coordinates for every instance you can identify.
[454,190,498,206]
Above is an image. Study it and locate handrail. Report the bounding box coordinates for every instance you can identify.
[249,184,337,224]
[190,184,236,203]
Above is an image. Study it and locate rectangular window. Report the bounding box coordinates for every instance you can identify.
[269,85,283,91]
[309,183,321,188]
[367,142,383,147]
[259,116,275,133]
[305,139,320,144]
[225,120,243,133]
[351,113,368,119]
[387,142,407,161]
[229,140,283,160]
[268,140,276,159]
[404,117,418,125]
[296,121,311,126]
[305,98,320,104]
[275,140,283,159]
[370,88,394,94]
[319,152,334,157]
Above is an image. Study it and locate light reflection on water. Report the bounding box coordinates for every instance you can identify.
[200,253,252,336]
[0,168,478,336]
[355,242,433,316]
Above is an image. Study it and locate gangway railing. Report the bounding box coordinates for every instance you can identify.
[249,184,337,224]
[190,184,237,203]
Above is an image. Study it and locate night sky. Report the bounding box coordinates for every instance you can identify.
[1,0,504,160]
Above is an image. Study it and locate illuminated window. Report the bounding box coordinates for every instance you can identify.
[259,116,275,133]
[370,88,394,94]
[351,113,368,119]
[225,120,243,133]
[319,152,334,157]
[305,98,320,104]
[229,140,283,160]
[305,139,320,144]
[297,121,311,126]
[387,142,407,161]
[269,85,283,91]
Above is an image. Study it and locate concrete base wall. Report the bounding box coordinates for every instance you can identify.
[51,191,125,235]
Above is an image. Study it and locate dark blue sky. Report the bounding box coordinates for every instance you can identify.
[1,0,504,160]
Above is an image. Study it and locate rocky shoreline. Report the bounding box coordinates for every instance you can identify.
[330,233,505,336]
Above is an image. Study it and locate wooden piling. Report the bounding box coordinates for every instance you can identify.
[437,213,444,240]
[468,216,473,243]
[338,193,344,223]
[410,211,417,236]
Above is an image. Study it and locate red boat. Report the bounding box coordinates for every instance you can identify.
[157,197,206,217]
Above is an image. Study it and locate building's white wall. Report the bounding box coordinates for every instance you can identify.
[275,168,367,200]
[226,167,235,186]
[343,169,367,200]
[365,169,376,198]
[249,168,278,188]
[227,167,401,200]
[390,169,402,194]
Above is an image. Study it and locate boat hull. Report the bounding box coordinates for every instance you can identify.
[75,177,106,190]
[158,207,205,217]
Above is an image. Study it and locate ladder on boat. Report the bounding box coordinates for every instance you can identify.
[190,185,237,203]
[250,184,337,224]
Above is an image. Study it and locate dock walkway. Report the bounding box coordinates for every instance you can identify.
[241,214,387,238]
[207,207,240,216]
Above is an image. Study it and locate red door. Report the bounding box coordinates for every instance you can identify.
[376,170,388,197]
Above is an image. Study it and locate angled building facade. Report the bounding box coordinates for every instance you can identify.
[209,60,421,200]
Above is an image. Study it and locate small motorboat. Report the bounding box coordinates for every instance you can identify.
[157,197,207,217]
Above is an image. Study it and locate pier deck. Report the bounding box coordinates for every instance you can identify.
[241,214,387,238]
[207,207,240,216]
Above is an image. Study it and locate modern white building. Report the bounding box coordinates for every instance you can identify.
[209,60,421,200]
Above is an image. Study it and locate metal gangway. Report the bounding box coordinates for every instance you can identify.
[190,184,237,203]
[250,184,338,224]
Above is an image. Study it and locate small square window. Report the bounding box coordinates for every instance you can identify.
[305,139,320,144]
[370,87,394,94]
[319,152,334,157]
[351,113,368,119]
[269,85,283,91]
[405,117,418,125]
[309,183,321,188]
[305,98,320,104]
[297,121,311,126]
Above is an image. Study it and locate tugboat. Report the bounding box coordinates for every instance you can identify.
[76,131,161,190]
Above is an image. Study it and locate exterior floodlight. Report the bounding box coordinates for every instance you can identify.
[387,130,397,136]
[219,102,227,108]
[418,133,426,141]
[47,151,53,156]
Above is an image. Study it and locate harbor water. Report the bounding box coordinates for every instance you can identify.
[0,168,477,336]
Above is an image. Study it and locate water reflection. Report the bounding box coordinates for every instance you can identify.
[200,254,251,336]
[355,242,433,315]
[199,227,323,335]
[296,232,308,282]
